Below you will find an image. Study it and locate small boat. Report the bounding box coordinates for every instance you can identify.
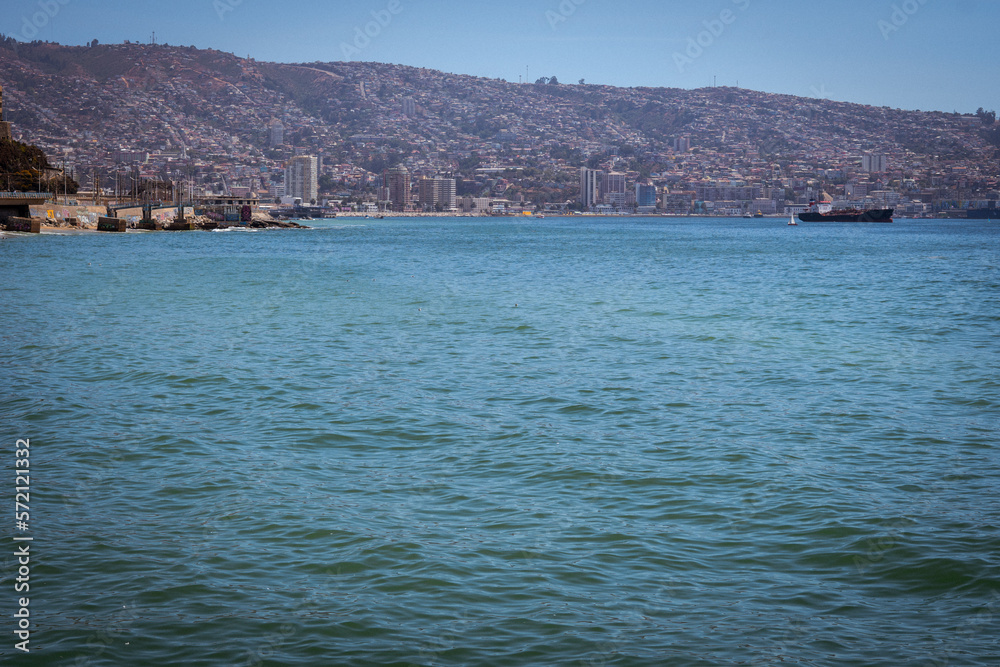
[788,213,798,226]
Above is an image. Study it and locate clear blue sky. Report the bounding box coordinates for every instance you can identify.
[4,0,998,113]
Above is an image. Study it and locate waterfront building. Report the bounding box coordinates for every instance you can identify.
[386,166,411,212]
[285,156,318,203]
[664,190,696,215]
[459,197,494,214]
[636,183,657,211]
[418,176,457,211]
[579,167,600,208]
[601,172,627,203]
[604,192,629,208]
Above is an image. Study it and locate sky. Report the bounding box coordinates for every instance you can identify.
[3,0,998,114]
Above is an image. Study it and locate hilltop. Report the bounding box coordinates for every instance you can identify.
[0,38,997,210]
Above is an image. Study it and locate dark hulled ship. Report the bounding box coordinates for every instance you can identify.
[798,202,894,223]
[966,203,999,219]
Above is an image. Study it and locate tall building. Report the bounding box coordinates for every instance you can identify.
[861,154,887,173]
[0,83,11,141]
[580,167,600,208]
[636,183,657,210]
[418,177,457,211]
[268,120,284,148]
[386,166,411,212]
[402,97,417,117]
[601,172,627,203]
[285,156,318,203]
[674,136,691,153]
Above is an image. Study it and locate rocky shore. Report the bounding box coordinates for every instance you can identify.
[14,210,308,233]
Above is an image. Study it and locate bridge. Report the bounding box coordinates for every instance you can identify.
[0,192,52,220]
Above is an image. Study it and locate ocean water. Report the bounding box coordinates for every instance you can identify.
[1,217,998,666]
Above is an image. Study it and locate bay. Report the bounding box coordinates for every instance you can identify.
[1,217,998,665]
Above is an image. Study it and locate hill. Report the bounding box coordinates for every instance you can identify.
[0,38,997,208]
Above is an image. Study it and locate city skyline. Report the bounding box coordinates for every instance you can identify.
[3,0,998,114]
[3,38,996,219]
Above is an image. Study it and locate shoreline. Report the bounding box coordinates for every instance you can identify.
[1,214,976,238]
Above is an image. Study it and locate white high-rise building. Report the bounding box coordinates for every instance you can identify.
[285,156,318,203]
[580,168,600,208]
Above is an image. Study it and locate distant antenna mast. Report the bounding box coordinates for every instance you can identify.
[151,31,156,45]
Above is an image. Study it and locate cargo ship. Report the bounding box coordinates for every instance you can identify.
[798,202,894,223]
[966,204,998,220]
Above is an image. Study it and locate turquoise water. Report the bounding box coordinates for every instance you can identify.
[1,217,999,666]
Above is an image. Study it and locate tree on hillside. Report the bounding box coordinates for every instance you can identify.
[0,138,75,192]
[45,174,79,195]
[0,138,50,173]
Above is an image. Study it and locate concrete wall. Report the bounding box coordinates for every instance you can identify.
[2,217,41,233]
[112,206,178,222]
[31,204,106,221]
